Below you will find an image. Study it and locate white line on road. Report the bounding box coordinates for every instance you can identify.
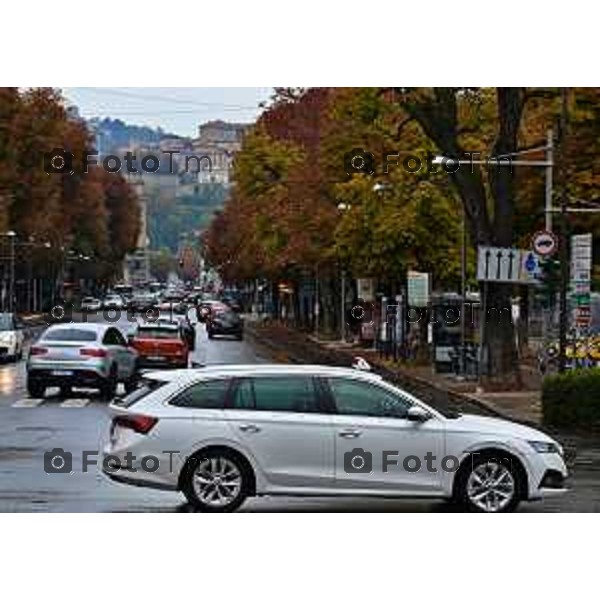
[59,398,91,408]
[11,398,45,408]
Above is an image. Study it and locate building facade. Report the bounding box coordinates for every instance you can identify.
[192,120,249,185]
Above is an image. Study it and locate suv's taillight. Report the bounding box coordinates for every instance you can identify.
[112,414,158,434]
[80,347,107,358]
[30,346,48,356]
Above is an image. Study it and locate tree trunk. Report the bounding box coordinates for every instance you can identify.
[481,282,521,390]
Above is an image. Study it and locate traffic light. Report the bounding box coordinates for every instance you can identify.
[535,258,561,308]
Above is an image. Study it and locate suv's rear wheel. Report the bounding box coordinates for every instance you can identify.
[100,367,118,401]
[27,378,45,399]
[124,366,140,394]
[456,454,522,512]
[182,450,249,512]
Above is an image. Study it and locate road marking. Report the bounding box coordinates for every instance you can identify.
[12,398,45,408]
[59,398,91,408]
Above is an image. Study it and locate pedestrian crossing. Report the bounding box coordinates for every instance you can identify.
[11,396,93,408]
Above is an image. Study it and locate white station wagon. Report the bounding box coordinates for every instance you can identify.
[103,364,568,512]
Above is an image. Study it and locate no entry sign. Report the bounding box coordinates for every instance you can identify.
[531,230,558,257]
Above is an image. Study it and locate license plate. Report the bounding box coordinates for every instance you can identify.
[146,356,165,361]
[52,370,73,376]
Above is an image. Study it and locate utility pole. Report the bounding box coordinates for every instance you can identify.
[545,128,554,232]
[460,206,467,377]
[558,89,570,372]
[314,265,320,340]
[340,267,346,342]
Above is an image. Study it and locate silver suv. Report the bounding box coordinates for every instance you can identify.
[26,323,139,399]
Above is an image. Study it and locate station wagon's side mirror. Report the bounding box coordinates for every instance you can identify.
[407,405,430,422]
[352,356,372,371]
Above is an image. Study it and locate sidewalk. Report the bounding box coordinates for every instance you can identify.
[246,320,542,425]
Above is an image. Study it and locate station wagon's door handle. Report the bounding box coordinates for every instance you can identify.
[239,423,261,433]
[339,429,362,438]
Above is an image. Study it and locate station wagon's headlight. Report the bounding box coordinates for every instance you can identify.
[528,440,562,455]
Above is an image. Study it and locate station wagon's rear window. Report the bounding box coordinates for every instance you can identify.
[113,379,167,408]
[170,378,231,409]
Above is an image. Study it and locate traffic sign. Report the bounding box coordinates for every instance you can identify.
[520,251,541,283]
[531,230,558,257]
[407,271,430,307]
[477,247,521,282]
[570,234,593,332]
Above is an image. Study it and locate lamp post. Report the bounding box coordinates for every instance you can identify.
[6,231,16,313]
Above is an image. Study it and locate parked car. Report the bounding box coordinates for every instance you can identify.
[206,307,244,340]
[26,323,139,399]
[130,322,189,369]
[80,297,102,312]
[103,294,125,310]
[102,364,568,512]
[0,312,25,362]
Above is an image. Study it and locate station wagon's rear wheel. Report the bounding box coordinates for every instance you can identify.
[182,450,249,512]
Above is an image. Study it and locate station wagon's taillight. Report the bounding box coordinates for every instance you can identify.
[112,414,158,434]
[29,346,48,356]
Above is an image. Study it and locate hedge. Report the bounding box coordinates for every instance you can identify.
[542,368,600,429]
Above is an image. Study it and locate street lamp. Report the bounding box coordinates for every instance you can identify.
[3,230,17,313]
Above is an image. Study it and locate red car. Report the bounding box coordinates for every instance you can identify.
[131,323,189,369]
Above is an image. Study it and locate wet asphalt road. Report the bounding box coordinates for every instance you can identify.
[0,312,599,512]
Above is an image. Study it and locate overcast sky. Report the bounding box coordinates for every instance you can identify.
[61,87,273,137]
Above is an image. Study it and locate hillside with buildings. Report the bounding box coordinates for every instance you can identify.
[98,118,252,285]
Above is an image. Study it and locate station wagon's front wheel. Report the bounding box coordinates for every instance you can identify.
[182,451,249,512]
[456,455,522,513]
